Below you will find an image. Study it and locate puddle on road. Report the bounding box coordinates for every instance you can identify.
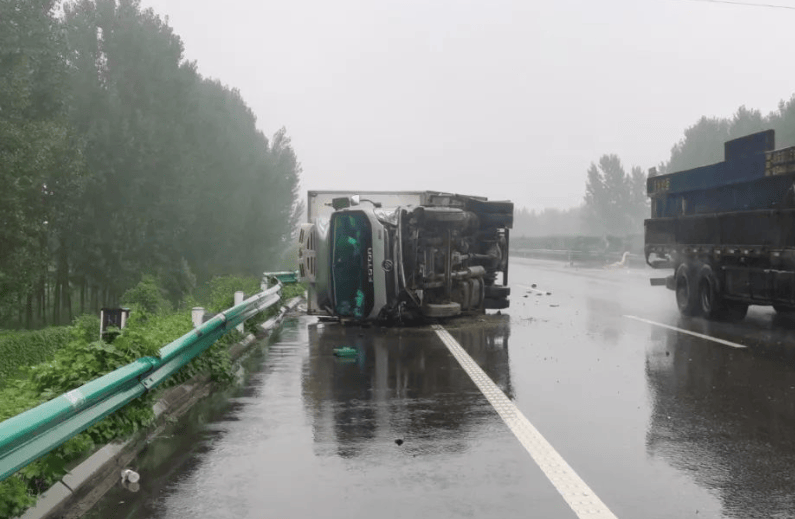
[302,315,514,460]
[82,315,550,519]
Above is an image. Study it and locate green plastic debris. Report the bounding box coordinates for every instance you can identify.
[333,347,357,357]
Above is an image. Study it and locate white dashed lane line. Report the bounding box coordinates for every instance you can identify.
[433,325,618,519]
[623,315,747,349]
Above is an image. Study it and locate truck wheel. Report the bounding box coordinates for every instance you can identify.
[773,304,795,314]
[485,285,510,298]
[675,263,700,317]
[697,264,725,320]
[421,302,461,318]
[484,297,510,310]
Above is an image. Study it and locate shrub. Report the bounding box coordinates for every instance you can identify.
[121,275,171,315]
[0,275,306,516]
[0,327,72,383]
[204,275,261,313]
[281,282,306,301]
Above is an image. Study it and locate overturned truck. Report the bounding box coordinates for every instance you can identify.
[298,191,513,322]
[646,129,795,320]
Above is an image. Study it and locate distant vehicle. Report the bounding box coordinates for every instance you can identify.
[646,129,795,320]
[298,191,513,322]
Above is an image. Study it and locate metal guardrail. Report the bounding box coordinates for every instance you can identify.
[0,285,282,482]
[262,270,299,285]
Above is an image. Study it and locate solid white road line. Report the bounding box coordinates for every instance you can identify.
[623,315,747,349]
[433,325,618,519]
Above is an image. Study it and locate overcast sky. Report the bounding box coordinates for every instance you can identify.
[141,0,795,211]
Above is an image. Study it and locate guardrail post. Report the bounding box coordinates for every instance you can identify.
[191,307,205,328]
[234,292,244,333]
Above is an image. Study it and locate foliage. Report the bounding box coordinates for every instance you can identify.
[0,327,72,382]
[203,275,262,313]
[121,275,171,315]
[0,0,85,327]
[281,282,307,302]
[0,306,197,516]
[0,0,302,329]
[664,101,795,174]
[162,338,235,388]
[70,314,100,343]
[0,273,303,516]
[582,155,648,236]
[666,107,766,173]
[0,476,35,519]
[579,98,795,238]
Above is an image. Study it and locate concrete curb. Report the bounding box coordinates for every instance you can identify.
[18,296,304,519]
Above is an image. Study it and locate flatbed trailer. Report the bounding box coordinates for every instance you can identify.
[645,130,795,320]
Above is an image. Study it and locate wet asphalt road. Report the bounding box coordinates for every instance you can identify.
[84,257,795,519]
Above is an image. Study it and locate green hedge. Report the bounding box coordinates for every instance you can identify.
[0,327,74,383]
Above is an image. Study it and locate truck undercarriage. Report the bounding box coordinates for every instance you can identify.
[300,191,513,323]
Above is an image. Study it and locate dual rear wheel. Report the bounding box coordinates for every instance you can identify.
[675,263,747,321]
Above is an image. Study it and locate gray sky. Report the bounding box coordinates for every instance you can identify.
[141,0,795,211]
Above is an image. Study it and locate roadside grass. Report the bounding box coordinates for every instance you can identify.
[0,276,302,519]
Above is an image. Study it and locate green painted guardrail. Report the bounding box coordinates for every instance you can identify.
[263,270,299,284]
[0,284,282,483]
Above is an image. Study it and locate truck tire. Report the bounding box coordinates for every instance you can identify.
[697,264,725,320]
[484,297,510,310]
[421,302,461,318]
[773,304,795,314]
[675,263,700,317]
[485,285,510,298]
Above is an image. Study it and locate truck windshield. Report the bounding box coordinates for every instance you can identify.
[331,212,374,319]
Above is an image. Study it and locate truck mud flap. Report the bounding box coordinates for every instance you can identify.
[484,298,510,310]
[650,276,675,290]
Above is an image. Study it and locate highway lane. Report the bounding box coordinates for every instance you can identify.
[83,257,795,519]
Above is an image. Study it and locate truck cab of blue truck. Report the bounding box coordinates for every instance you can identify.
[645,129,795,320]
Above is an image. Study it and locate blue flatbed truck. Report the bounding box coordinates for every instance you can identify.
[645,129,795,320]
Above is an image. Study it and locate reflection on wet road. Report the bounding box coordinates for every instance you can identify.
[84,258,795,519]
[647,330,795,518]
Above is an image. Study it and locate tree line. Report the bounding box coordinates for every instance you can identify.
[513,97,795,239]
[0,0,302,328]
